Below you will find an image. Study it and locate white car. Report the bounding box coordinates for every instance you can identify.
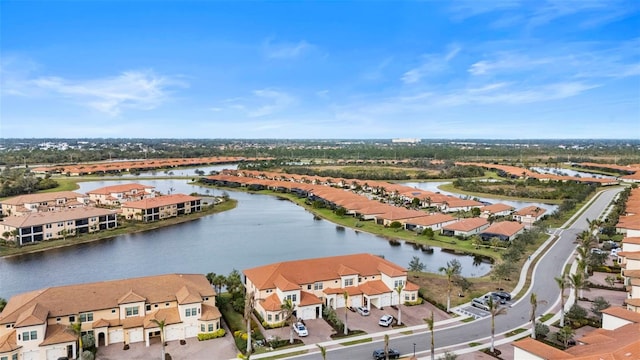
[378,314,394,327]
[357,306,370,316]
[293,322,308,337]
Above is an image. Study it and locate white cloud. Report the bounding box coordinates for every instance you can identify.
[263,39,314,59]
[402,45,461,84]
[26,70,185,116]
[222,89,295,117]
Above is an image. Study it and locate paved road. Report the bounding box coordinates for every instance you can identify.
[285,187,624,360]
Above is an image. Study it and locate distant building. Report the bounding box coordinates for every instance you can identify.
[87,183,156,206]
[480,221,525,241]
[391,138,421,144]
[512,206,546,228]
[121,194,202,222]
[0,274,221,360]
[0,191,90,217]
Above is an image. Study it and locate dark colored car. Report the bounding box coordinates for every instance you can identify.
[373,349,401,360]
[493,291,512,301]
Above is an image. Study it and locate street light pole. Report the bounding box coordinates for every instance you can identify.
[413,343,416,357]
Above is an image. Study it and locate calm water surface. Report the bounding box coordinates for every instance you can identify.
[0,180,492,298]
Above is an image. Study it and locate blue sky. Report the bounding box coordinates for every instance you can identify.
[1,1,639,139]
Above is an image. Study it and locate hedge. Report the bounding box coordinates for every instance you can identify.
[197,329,226,341]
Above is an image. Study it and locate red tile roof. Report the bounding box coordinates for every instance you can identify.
[122,194,200,210]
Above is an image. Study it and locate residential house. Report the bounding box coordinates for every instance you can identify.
[243,254,420,326]
[403,214,457,233]
[512,206,546,228]
[0,274,221,360]
[0,208,118,246]
[87,184,156,206]
[0,191,90,217]
[121,194,202,222]
[617,237,640,312]
[438,197,484,213]
[479,221,525,241]
[512,307,640,359]
[442,218,489,238]
[478,203,515,219]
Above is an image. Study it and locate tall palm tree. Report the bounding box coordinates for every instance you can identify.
[529,293,547,340]
[342,292,349,335]
[384,334,389,360]
[488,297,507,353]
[438,260,461,313]
[555,275,568,327]
[426,311,435,360]
[575,246,590,275]
[244,291,256,355]
[69,320,83,358]
[280,298,295,344]
[316,344,327,360]
[150,318,166,360]
[395,284,403,326]
[568,272,590,301]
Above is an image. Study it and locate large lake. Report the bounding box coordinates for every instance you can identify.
[1,179,494,298]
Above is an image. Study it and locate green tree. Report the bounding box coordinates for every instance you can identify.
[555,275,568,327]
[471,207,481,217]
[342,292,349,335]
[488,297,507,353]
[280,298,295,344]
[384,334,389,360]
[150,318,166,360]
[556,326,575,349]
[490,237,501,251]
[408,256,425,272]
[529,293,547,340]
[316,344,327,360]
[426,311,435,360]
[590,296,610,319]
[213,274,227,294]
[69,320,83,358]
[568,272,590,301]
[244,291,257,355]
[389,221,402,231]
[492,262,515,288]
[439,260,461,312]
[0,297,6,312]
[395,284,403,326]
[422,228,435,239]
[471,235,482,249]
[335,207,347,217]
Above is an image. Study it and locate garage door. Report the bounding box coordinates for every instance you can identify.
[129,329,144,343]
[297,306,315,320]
[109,329,123,343]
[166,326,182,341]
[350,296,362,308]
[23,350,38,360]
[46,347,66,360]
[185,325,198,339]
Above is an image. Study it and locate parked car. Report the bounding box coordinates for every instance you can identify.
[293,322,308,337]
[378,314,394,327]
[611,248,621,256]
[471,297,490,311]
[492,291,512,301]
[373,348,401,360]
[591,248,605,255]
[484,292,505,304]
[357,306,370,316]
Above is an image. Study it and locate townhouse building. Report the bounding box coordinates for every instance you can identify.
[478,203,515,219]
[243,254,419,326]
[479,221,525,242]
[0,208,117,246]
[86,184,156,206]
[0,192,90,217]
[0,274,221,360]
[512,206,546,228]
[121,194,202,222]
[442,217,489,238]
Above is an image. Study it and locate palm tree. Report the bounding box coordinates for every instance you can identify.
[568,272,590,301]
[438,260,461,312]
[395,284,403,326]
[244,291,256,355]
[426,311,435,360]
[150,318,166,360]
[206,272,216,285]
[529,293,547,339]
[280,298,295,344]
[576,246,590,275]
[471,235,482,249]
[69,320,83,358]
[555,275,568,327]
[316,344,327,360]
[384,334,389,360]
[342,292,349,335]
[488,297,507,353]
[0,297,6,312]
[213,274,226,294]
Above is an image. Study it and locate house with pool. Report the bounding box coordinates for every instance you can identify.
[243,253,419,326]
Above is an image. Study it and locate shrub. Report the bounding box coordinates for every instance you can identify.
[404,298,423,306]
[198,329,226,341]
[535,323,550,338]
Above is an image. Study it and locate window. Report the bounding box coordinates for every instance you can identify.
[201,324,205,332]
[344,278,354,287]
[275,314,279,321]
[186,307,197,317]
[58,222,64,226]
[267,314,272,321]
[30,331,37,340]
[12,354,17,360]
[69,316,75,322]
[314,282,323,290]
[307,285,312,290]
[112,309,116,313]
[208,323,214,332]
[405,294,410,301]
[146,305,151,311]
[46,224,52,229]
[79,312,93,322]
[286,294,297,302]
[125,306,139,317]
[394,280,404,288]
[22,331,30,341]
[1,356,7,360]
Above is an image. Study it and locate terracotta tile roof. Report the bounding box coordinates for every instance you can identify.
[176,286,203,305]
[92,318,111,328]
[244,254,406,291]
[0,330,18,352]
[261,293,282,312]
[479,203,514,213]
[15,303,48,327]
[619,251,640,260]
[403,214,456,226]
[376,207,428,221]
[1,191,86,206]
[443,217,489,232]
[200,304,222,321]
[122,316,145,329]
[512,337,574,359]
[443,197,484,208]
[0,274,215,325]
[144,308,182,328]
[0,207,117,228]
[86,183,154,195]
[122,194,201,210]
[298,291,323,306]
[358,280,390,296]
[39,323,77,346]
[514,205,546,217]
[602,307,640,322]
[118,290,146,304]
[273,275,300,292]
[624,269,640,278]
[626,298,640,307]
[482,221,525,237]
[566,323,640,359]
[323,287,363,296]
[404,281,420,291]
[623,237,640,245]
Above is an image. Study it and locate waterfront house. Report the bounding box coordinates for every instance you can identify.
[442,217,489,238]
[243,254,419,326]
[121,194,202,222]
[0,191,90,217]
[617,237,640,312]
[512,206,546,228]
[479,221,525,241]
[0,274,221,360]
[403,213,457,232]
[478,203,515,219]
[87,183,156,206]
[0,207,118,246]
